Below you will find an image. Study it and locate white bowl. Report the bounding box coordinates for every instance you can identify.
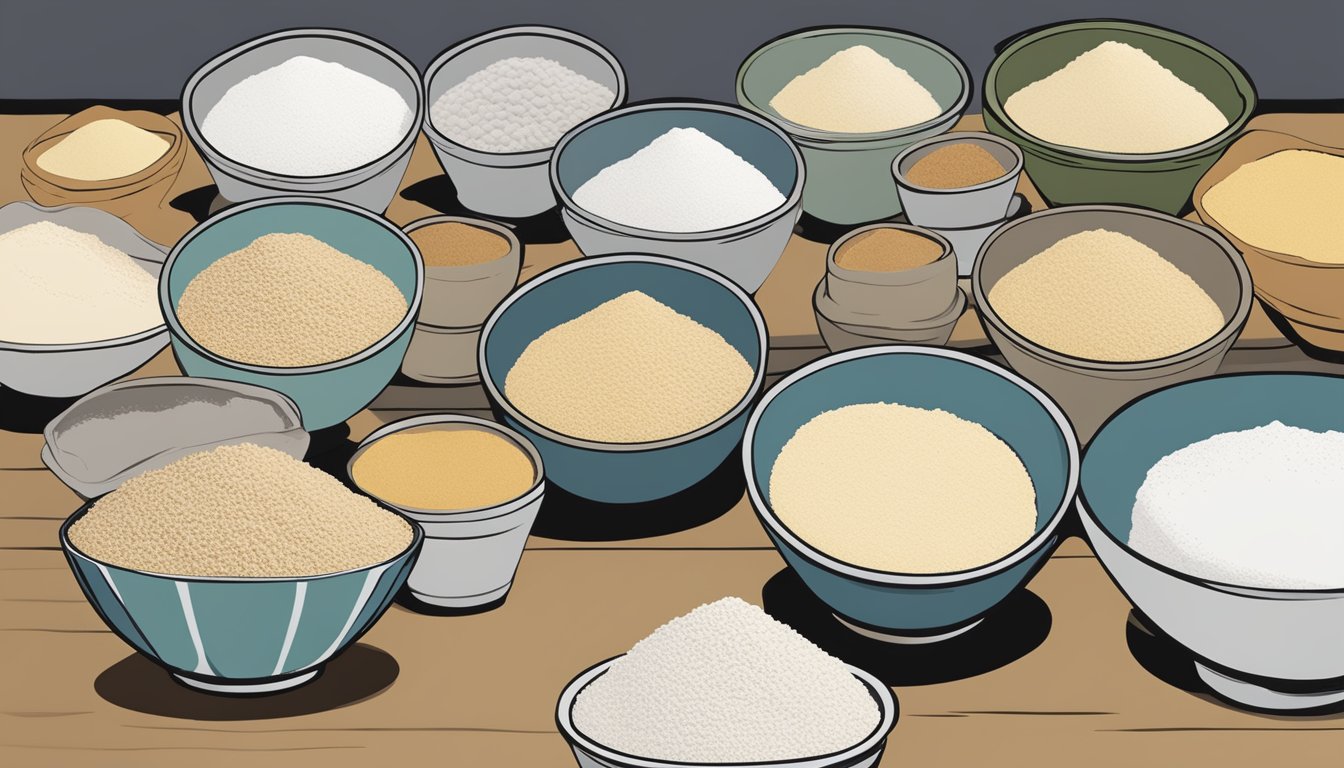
[893,131,1023,229]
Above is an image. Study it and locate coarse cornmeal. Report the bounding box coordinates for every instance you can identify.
[351,427,536,511]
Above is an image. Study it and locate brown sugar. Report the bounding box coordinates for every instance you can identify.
[906,142,1007,189]
[410,222,511,267]
[835,228,944,272]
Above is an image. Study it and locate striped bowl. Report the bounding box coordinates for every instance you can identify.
[60,503,422,694]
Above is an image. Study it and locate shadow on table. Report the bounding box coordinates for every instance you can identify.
[94,643,398,720]
[169,184,219,224]
[0,387,77,433]
[761,567,1051,687]
[399,175,570,245]
[302,423,361,489]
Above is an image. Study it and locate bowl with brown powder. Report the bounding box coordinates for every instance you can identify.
[893,132,1022,229]
[824,224,957,322]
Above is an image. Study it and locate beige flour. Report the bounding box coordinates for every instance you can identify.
[769,45,942,133]
[1202,150,1344,265]
[770,402,1036,574]
[36,119,170,181]
[505,291,754,443]
[989,229,1224,362]
[352,427,536,511]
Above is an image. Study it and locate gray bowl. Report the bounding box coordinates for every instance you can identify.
[181,28,423,213]
[893,131,1024,229]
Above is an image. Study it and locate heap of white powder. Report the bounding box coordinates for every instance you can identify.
[571,596,880,763]
[572,127,786,232]
[431,56,615,153]
[1129,421,1344,589]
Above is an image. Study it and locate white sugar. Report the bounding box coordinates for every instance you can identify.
[572,127,786,232]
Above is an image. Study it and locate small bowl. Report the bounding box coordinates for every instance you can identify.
[404,215,522,328]
[160,197,424,431]
[893,131,1024,229]
[480,254,767,504]
[923,193,1028,277]
[737,27,970,224]
[1081,373,1344,711]
[348,414,544,610]
[424,26,626,218]
[815,283,966,352]
[556,655,898,768]
[182,28,423,213]
[0,202,168,398]
[551,101,804,293]
[400,322,483,385]
[825,223,957,323]
[744,346,1079,640]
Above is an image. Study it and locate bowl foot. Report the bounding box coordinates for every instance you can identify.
[1195,662,1344,712]
[410,582,511,609]
[834,613,983,645]
[173,668,319,695]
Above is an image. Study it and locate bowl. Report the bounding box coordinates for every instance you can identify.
[556,655,898,768]
[824,223,957,323]
[160,197,424,431]
[60,503,422,694]
[737,27,970,225]
[744,346,1078,640]
[893,131,1024,229]
[0,202,168,398]
[972,205,1252,441]
[400,322,483,385]
[182,28,423,213]
[404,214,522,328]
[551,101,804,293]
[348,414,544,609]
[480,254,767,504]
[1080,373,1344,711]
[423,26,626,218]
[815,284,966,352]
[983,19,1256,214]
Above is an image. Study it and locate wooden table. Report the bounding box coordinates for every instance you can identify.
[3,112,1343,767]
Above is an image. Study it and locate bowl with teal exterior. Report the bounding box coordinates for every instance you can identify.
[1080,373,1344,712]
[59,502,422,694]
[160,197,424,430]
[743,346,1079,641]
[479,254,767,505]
[737,27,969,225]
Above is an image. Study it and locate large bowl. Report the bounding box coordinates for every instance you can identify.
[737,27,969,225]
[182,28,423,213]
[479,254,767,504]
[973,205,1252,441]
[0,202,168,398]
[744,346,1079,640]
[160,197,424,431]
[60,503,422,694]
[556,655,898,768]
[983,20,1256,215]
[551,102,804,293]
[1080,373,1344,711]
[423,26,626,218]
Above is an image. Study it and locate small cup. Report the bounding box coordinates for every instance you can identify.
[400,322,482,385]
[347,414,545,610]
[405,215,522,328]
[825,223,957,324]
[816,281,966,352]
[893,131,1023,229]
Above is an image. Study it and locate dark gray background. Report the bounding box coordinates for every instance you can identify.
[2,0,1339,106]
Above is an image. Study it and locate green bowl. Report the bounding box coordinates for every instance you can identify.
[737,27,970,225]
[984,20,1256,215]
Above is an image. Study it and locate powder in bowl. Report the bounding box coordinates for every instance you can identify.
[410,222,511,268]
[37,119,170,181]
[1201,150,1344,265]
[769,44,942,133]
[352,426,536,511]
[906,142,1008,189]
[836,228,945,272]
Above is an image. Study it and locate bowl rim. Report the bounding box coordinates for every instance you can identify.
[421,25,628,163]
[734,25,972,143]
[971,204,1254,371]
[180,27,425,184]
[1079,370,1344,598]
[983,19,1258,163]
[555,653,898,768]
[743,345,1080,587]
[159,196,425,375]
[549,99,806,240]
[891,130,1025,195]
[478,253,769,453]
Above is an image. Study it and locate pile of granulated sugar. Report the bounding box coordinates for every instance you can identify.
[1004,41,1229,153]
[431,56,614,153]
[769,44,942,133]
[1130,421,1344,590]
[571,597,880,763]
[504,290,753,443]
[572,127,786,232]
[201,55,412,176]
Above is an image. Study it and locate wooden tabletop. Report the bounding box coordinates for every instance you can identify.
[3,111,1344,768]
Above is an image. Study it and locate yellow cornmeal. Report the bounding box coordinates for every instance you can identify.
[36,119,170,181]
[352,427,536,511]
[1202,150,1344,265]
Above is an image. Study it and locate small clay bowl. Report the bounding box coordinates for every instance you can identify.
[826,223,958,325]
[404,215,522,328]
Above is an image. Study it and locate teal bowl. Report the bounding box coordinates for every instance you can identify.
[60,503,422,694]
[744,346,1078,640]
[160,198,424,430]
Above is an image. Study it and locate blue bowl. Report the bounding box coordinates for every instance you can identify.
[60,503,422,694]
[160,197,424,430]
[480,254,767,505]
[744,347,1079,639]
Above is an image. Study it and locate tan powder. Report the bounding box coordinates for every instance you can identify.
[770,402,1037,574]
[988,229,1224,362]
[836,228,944,271]
[352,427,536,511]
[410,222,511,267]
[906,143,1007,189]
[177,232,408,367]
[505,290,754,443]
[1201,150,1344,265]
[769,45,942,133]
[69,443,412,578]
[37,119,170,181]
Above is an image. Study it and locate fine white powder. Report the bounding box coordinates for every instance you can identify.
[202,55,412,176]
[431,56,615,153]
[571,597,880,763]
[572,127,786,232]
[769,44,942,133]
[1130,421,1344,589]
